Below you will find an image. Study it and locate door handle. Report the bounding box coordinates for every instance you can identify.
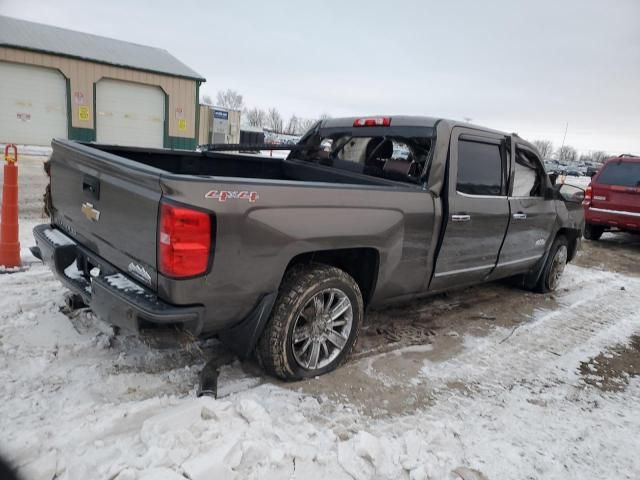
[513,212,527,220]
[452,214,471,222]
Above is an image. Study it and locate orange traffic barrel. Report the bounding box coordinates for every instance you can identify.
[0,144,20,268]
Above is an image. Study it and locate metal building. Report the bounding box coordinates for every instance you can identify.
[0,15,205,149]
[197,105,241,146]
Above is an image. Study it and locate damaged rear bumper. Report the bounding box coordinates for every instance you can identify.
[33,224,204,335]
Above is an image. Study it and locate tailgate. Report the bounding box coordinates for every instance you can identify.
[49,140,163,290]
[591,184,640,213]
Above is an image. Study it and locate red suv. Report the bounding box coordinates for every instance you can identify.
[583,155,640,240]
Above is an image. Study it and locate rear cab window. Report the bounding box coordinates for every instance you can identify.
[291,125,434,184]
[597,161,640,187]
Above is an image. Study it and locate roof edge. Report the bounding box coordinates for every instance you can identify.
[0,43,206,82]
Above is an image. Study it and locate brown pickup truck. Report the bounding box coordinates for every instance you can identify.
[33,116,584,380]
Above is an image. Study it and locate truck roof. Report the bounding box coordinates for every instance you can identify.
[603,154,640,163]
[321,115,442,129]
[320,115,537,152]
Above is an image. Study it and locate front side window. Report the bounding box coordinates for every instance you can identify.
[512,149,543,197]
[457,139,503,196]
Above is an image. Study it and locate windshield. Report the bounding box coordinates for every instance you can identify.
[289,128,433,184]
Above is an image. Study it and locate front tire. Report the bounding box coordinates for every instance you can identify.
[584,224,604,240]
[256,264,363,381]
[535,236,569,293]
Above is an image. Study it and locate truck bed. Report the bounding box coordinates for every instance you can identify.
[92,143,394,186]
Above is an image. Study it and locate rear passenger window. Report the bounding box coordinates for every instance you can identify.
[457,140,503,196]
[597,162,640,187]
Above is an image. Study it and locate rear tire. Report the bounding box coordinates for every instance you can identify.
[256,264,363,381]
[584,224,604,240]
[534,236,569,293]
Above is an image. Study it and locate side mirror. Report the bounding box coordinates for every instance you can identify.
[558,183,585,203]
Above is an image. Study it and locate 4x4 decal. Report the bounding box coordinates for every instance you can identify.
[205,190,259,203]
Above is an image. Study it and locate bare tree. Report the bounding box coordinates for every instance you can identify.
[318,113,332,121]
[266,107,284,133]
[285,115,300,135]
[556,145,578,164]
[244,107,266,128]
[216,89,244,110]
[201,94,213,105]
[579,150,611,165]
[298,118,317,133]
[590,150,610,164]
[532,139,554,159]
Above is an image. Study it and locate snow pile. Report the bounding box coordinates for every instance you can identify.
[0,264,26,273]
[43,228,74,246]
[264,132,301,145]
[0,144,52,157]
[105,273,147,294]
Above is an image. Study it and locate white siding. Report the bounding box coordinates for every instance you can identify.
[0,62,67,145]
[96,79,164,148]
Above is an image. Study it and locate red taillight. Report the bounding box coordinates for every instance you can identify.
[159,203,211,277]
[583,185,592,206]
[353,117,391,127]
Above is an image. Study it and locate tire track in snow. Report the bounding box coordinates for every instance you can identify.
[422,265,640,391]
[409,265,640,479]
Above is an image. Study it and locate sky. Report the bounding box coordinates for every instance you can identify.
[1,0,638,155]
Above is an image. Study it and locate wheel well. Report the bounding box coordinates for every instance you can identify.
[556,227,581,262]
[285,248,380,306]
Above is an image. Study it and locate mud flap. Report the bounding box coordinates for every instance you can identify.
[218,292,277,359]
[523,251,549,289]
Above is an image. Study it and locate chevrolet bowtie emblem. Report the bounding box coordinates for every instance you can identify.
[81,202,100,222]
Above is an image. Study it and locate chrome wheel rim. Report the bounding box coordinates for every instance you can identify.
[291,288,353,371]
[549,245,568,290]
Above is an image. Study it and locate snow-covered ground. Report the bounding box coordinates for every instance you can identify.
[2,220,639,480]
[1,160,638,480]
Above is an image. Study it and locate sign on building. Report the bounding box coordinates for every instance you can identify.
[212,109,229,143]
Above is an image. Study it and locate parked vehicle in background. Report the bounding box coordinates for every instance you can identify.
[583,154,640,239]
[34,116,585,380]
[586,166,600,177]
